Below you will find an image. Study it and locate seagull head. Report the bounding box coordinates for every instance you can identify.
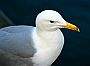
[36,10,80,32]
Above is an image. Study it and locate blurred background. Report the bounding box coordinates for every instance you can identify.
[0,0,90,66]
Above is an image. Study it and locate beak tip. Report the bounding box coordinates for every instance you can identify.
[77,28,80,32]
[78,29,80,32]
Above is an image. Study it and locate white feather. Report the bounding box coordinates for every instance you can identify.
[32,28,64,66]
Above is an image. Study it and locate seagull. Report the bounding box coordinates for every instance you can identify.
[0,10,80,66]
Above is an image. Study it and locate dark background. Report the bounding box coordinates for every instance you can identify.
[0,0,90,66]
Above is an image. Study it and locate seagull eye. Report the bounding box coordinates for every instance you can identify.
[50,21,54,23]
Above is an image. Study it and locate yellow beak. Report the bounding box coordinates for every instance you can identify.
[65,22,80,32]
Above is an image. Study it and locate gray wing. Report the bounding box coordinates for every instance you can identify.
[0,26,36,66]
[0,26,36,58]
[0,25,34,33]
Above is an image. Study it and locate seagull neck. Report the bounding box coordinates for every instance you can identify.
[36,28,60,40]
[34,28,63,49]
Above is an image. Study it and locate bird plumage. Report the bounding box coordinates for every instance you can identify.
[0,10,79,66]
[0,26,37,66]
